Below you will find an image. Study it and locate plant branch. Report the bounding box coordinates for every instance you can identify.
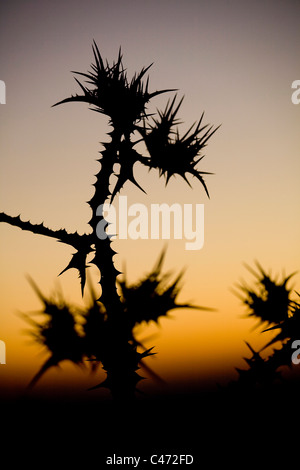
[0,212,92,250]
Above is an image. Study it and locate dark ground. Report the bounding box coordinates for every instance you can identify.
[1,380,299,468]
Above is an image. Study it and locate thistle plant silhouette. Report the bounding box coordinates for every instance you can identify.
[230,262,300,390]
[0,42,219,401]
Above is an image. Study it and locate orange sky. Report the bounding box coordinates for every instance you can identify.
[0,0,299,400]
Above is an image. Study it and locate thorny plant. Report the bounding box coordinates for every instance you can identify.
[0,43,219,400]
[230,262,300,390]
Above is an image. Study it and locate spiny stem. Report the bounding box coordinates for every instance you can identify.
[0,212,92,250]
[88,132,123,318]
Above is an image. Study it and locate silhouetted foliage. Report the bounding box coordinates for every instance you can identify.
[137,95,219,195]
[230,263,300,390]
[0,43,218,400]
[117,250,209,330]
[22,252,207,397]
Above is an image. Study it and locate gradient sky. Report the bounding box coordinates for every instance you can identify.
[0,0,299,399]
